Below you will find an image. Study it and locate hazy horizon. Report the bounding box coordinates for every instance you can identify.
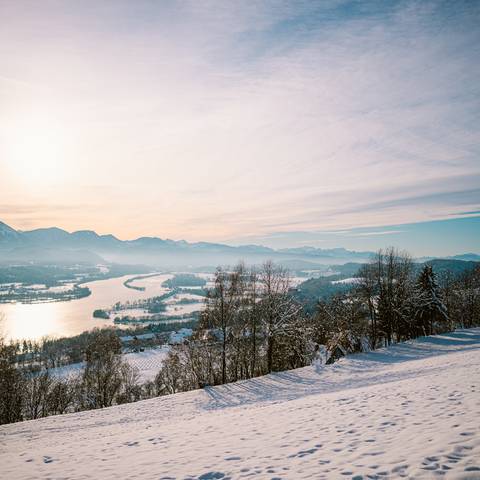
[1,1,479,255]
[1,215,479,258]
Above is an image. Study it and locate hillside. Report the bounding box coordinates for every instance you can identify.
[50,346,170,383]
[1,329,479,479]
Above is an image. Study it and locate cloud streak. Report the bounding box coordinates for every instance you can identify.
[0,0,478,245]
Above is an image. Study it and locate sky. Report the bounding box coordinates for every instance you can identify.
[0,0,479,255]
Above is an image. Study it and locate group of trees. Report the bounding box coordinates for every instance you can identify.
[357,248,479,346]
[154,262,309,394]
[3,328,127,371]
[1,248,479,425]
[313,248,451,356]
[0,329,143,425]
[162,274,207,289]
[1,319,195,372]
[155,249,480,395]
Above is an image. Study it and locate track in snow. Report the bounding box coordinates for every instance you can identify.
[1,329,479,479]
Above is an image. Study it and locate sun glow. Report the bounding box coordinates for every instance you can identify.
[2,114,71,186]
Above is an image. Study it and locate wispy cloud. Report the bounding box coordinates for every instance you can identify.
[0,1,478,244]
[227,216,480,256]
[348,230,405,237]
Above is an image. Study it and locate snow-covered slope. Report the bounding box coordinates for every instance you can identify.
[50,346,170,382]
[2,329,480,479]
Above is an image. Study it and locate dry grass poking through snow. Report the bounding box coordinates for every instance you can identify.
[1,329,479,479]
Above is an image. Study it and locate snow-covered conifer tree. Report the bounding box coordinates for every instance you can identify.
[414,265,449,335]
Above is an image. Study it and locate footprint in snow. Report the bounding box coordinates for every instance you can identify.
[198,472,226,480]
[288,447,318,458]
[148,437,166,445]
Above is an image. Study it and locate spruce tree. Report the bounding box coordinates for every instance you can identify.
[414,265,449,335]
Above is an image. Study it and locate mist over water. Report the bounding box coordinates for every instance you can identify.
[0,274,173,341]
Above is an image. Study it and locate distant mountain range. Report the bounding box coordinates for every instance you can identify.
[0,220,478,269]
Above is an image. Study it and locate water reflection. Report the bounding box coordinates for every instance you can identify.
[0,273,173,341]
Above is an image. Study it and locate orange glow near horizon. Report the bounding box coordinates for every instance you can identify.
[0,2,478,252]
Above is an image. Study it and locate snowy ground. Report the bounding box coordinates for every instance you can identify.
[49,346,170,382]
[1,329,479,479]
[124,346,170,381]
[332,277,363,285]
[123,345,170,382]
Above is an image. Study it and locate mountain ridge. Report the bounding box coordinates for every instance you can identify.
[0,220,373,265]
[0,220,478,267]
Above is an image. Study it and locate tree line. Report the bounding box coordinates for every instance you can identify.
[1,248,479,425]
[155,249,479,394]
[0,329,147,425]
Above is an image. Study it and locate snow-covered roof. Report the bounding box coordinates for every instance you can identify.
[168,328,193,344]
[120,333,156,343]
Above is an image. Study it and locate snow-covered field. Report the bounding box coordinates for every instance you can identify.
[124,346,171,381]
[332,277,363,285]
[1,329,479,479]
[49,346,170,382]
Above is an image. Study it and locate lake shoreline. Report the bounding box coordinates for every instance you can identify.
[0,272,203,341]
[123,272,165,291]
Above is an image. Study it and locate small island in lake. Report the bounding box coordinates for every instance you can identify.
[162,274,206,289]
[93,309,110,319]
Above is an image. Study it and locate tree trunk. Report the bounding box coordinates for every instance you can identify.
[222,330,226,385]
[267,336,274,373]
[251,314,256,377]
